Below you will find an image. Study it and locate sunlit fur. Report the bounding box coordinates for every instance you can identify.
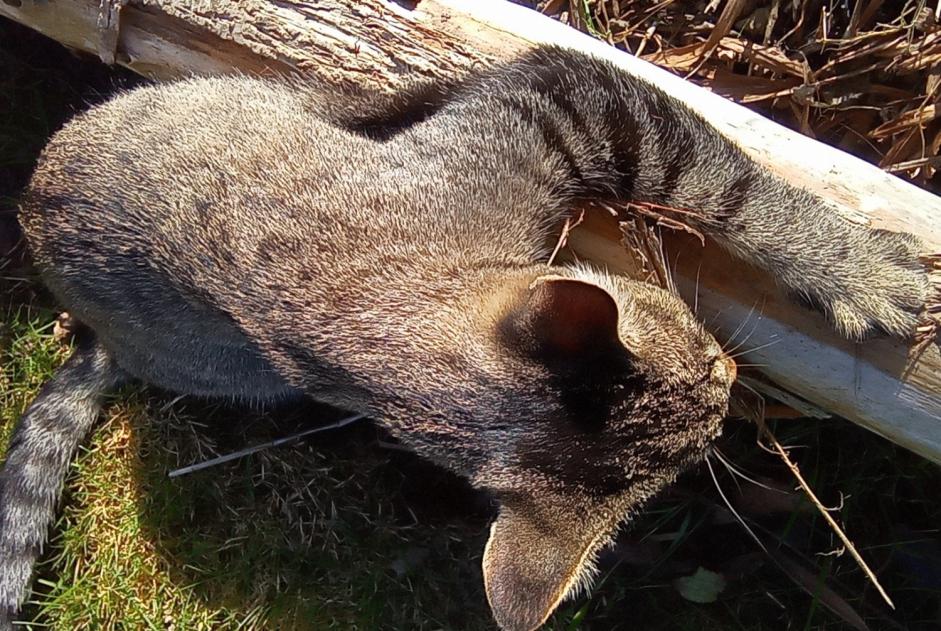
[1,46,927,631]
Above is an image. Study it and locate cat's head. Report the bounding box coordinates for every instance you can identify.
[454,265,735,631]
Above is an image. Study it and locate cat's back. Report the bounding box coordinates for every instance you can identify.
[23,74,375,261]
[17,76,399,396]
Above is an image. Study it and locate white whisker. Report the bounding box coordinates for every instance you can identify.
[724,317,762,356]
[705,454,769,554]
[730,376,766,423]
[713,448,785,493]
[723,300,760,351]
[724,298,767,356]
[729,337,782,359]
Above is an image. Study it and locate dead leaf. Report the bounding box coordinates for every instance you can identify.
[673,566,727,603]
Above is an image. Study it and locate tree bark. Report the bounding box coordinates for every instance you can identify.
[2,0,940,463]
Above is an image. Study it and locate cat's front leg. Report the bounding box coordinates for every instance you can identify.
[703,177,932,340]
[793,227,928,340]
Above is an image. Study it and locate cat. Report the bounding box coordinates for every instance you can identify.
[0,45,928,631]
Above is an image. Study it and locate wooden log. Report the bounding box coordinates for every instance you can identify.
[2,0,940,463]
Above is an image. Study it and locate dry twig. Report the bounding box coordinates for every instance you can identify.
[758,421,896,609]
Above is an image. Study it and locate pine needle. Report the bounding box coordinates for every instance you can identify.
[168,413,366,478]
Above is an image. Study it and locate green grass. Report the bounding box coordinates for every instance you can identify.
[0,307,66,452]
[2,13,940,631]
[4,300,940,631]
[2,305,496,630]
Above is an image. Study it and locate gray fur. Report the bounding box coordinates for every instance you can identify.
[0,46,928,630]
[0,338,124,628]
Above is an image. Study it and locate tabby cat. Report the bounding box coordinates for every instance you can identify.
[0,46,927,630]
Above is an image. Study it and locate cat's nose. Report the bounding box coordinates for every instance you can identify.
[725,356,737,381]
[712,354,737,383]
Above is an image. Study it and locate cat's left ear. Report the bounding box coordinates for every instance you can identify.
[501,276,626,364]
[482,492,619,631]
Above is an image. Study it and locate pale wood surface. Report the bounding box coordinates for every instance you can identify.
[2,0,939,462]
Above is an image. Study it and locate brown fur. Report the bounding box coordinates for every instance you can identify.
[0,46,928,631]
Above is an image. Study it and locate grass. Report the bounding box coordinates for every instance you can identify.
[1,13,940,631]
[3,305,496,631]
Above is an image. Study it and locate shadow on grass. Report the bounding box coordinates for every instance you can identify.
[62,392,495,630]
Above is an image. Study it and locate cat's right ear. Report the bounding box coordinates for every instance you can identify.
[500,276,626,364]
[482,491,619,631]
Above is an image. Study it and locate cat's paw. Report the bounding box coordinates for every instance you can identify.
[802,229,930,340]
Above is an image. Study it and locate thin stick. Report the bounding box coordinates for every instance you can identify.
[168,413,367,478]
[547,209,586,266]
[762,429,896,609]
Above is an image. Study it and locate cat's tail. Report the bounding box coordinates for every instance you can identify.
[0,334,125,628]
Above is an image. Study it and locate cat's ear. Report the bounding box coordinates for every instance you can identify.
[482,493,615,631]
[502,276,624,362]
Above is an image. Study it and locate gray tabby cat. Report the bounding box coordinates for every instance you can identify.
[0,46,928,631]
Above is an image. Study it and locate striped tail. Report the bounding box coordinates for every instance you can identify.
[0,335,124,627]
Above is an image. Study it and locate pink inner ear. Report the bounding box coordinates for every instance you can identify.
[529,278,621,355]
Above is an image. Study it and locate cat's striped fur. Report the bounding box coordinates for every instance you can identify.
[1,47,927,631]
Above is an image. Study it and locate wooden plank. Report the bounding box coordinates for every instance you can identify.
[2,0,939,462]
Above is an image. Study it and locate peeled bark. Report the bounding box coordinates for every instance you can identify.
[2,0,940,463]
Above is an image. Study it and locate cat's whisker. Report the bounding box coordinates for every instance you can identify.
[729,337,782,359]
[724,306,765,352]
[712,448,784,493]
[728,375,767,423]
[735,378,761,397]
[722,300,760,352]
[724,323,759,357]
[667,241,681,297]
[709,448,742,492]
[693,263,703,315]
[706,308,725,330]
[704,454,769,554]
[734,377,766,409]
[723,298,767,356]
